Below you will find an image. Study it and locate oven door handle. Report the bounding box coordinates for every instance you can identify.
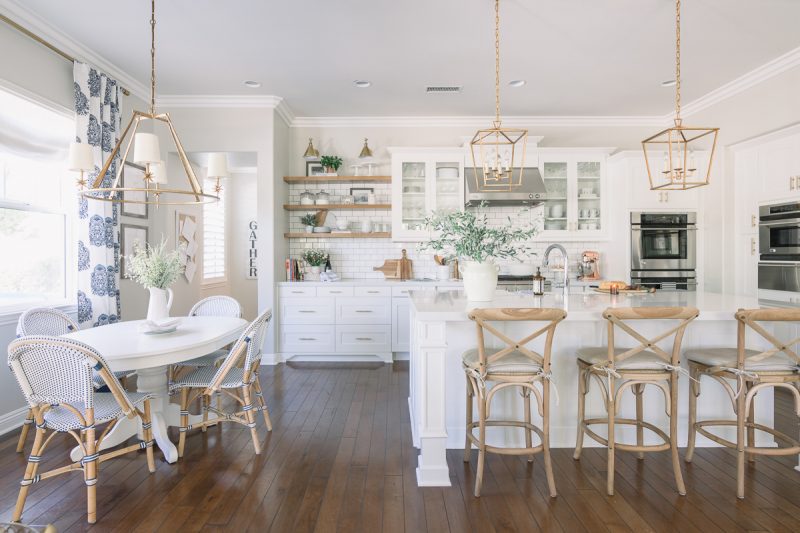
[759,220,800,227]
[631,227,697,231]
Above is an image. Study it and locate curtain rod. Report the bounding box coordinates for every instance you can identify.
[0,13,131,96]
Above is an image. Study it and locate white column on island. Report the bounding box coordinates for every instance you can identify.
[409,308,451,486]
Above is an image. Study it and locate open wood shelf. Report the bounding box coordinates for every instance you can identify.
[283,175,391,183]
[283,204,391,211]
[284,232,391,239]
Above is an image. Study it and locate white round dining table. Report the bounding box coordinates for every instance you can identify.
[63,316,247,463]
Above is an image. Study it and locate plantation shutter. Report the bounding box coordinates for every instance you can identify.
[203,178,225,280]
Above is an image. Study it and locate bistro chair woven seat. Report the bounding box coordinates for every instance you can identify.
[7,336,156,525]
[170,308,273,457]
[573,306,699,497]
[685,308,800,499]
[462,307,566,498]
[14,307,134,453]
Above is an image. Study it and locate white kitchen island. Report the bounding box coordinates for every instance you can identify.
[408,289,792,486]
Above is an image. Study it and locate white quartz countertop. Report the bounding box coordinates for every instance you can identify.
[277,279,462,287]
[408,289,770,322]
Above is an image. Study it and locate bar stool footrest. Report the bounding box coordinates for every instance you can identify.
[466,420,546,456]
[582,417,671,452]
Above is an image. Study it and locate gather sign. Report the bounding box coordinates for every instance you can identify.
[247,220,257,279]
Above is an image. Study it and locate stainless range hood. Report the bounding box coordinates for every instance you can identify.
[464,167,547,207]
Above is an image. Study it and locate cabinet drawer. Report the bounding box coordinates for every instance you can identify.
[281,297,335,324]
[335,325,391,353]
[354,286,391,297]
[279,285,317,298]
[391,285,418,297]
[280,325,335,353]
[318,286,354,297]
[336,298,391,324]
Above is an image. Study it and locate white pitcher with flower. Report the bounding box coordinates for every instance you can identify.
[126,238,184,321]
[420,205,537,301]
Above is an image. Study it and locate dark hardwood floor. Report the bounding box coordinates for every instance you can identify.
[0,361,798,532]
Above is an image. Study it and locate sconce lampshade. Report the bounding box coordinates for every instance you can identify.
[302,138,320,160]
[358,138,374,159]
[132,132,161,165]
[67,142,94,171]
[207,152,228,178]
[151,160,167,184]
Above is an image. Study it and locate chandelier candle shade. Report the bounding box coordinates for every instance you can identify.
[642,0,719,191]
[80,0,218,206]
[470,0,528,192]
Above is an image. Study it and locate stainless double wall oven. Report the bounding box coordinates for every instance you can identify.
[758,202,800,296]
[630,212,697,291]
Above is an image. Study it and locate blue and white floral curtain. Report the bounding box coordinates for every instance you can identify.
[74,62,122,327]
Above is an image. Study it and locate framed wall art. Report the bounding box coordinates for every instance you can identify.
[119,223,149,278]
[120,161,149,219]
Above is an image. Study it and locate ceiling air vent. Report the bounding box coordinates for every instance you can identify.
[425,85,463,94]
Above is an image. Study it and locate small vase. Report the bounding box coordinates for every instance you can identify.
[146,287,174,322]
[458,261,499,302]
[305,225,313,233]
[309,265,322,280]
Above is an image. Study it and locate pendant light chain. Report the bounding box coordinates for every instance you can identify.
[149,0,156,115]
[674,0,681,125]
[494,0,501,126]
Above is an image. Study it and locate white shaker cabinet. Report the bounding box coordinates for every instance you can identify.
[734,148,760,236]
[389,147,465,242]
[391,298,411,352]
[625,155,700,210]
[757,133,800,203]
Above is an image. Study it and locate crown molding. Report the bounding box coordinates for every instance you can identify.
[289,115,667,129]
[274,98,295,127]
[680,45,800,118]
[157,94,284,109]
[0,0,149,100]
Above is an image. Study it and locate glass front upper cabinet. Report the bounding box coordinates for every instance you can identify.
[541,160,569,232]
[391,148,465,242]
[576,160,602,233]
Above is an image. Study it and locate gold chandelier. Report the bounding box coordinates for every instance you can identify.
[642,0,719,191]
[81,0,218,205]
[470,0,527,192]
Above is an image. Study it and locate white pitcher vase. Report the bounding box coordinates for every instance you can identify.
[458,261,499,302]
[146,287,174,322]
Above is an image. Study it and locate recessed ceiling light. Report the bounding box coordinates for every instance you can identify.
[661,79,677,87]
[509,79,526,87]
[243,80,261,88]
[354,80,372,88]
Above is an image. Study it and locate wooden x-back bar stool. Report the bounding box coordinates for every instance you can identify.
[574,306,699,496]
[463,307,566,498]
[685,308,800,498]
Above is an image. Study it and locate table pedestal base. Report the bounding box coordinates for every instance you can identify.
[70,365,205,464]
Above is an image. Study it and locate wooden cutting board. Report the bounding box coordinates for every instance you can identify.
[593,287,654,294]
[373,249,413,280]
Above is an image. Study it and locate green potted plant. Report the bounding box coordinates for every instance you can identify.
[420,206,537,301]
[319,155,343,175]
[302,249,329,279]
[299,213,317,233]
[126,238,185,321]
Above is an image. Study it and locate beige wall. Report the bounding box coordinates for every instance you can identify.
[228,171,258,319]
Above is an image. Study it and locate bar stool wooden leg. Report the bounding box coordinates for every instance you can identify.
[574,363,588,460]
[522,387,534,463]
[736,380,747,499]
[607,375,616,496]
[463,374,473,463]
[746,382,756,464]
[542,381,557,498]
[201,395,209,433]
[474,396,486,497]
[16,408,33,453]
[685,362,700,463]
[634,383,645,460]
[12,424,45,522]
[242,385,261,455]
[178,388,189,458]
[669,374,686,496]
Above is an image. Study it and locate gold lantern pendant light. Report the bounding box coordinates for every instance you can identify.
[642,0,719,191]
[81,0,218,205]
[470,0,528,192]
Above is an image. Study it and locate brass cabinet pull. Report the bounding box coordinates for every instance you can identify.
[751,237,756,256]
[291,290,304,294]
[751,214,757,228]
[791,176,796,191]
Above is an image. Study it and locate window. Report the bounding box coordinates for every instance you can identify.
[0,86,74,310]
[202,178,226,281]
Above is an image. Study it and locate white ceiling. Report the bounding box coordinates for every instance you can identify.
[13,0,800,117]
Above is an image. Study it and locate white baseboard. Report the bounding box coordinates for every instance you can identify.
[0,406,30,437]
[260,352,283,366]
